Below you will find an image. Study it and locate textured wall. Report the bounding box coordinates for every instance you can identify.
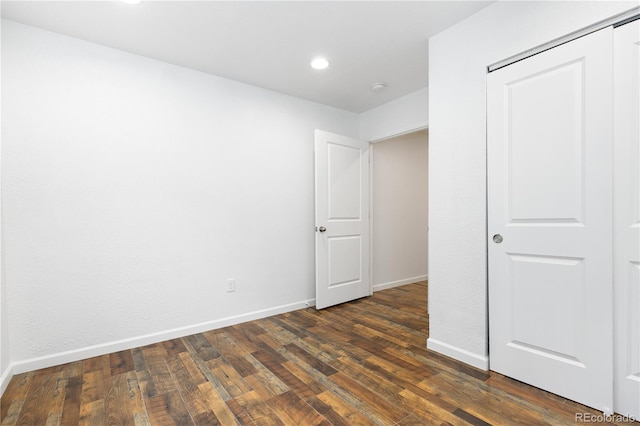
[359,87,428,142]
[2,19,358,369]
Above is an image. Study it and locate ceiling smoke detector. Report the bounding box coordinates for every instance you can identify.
[371,82,386,93]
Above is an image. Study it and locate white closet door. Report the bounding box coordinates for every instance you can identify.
[614,19,640,419]
[488,28,614,412]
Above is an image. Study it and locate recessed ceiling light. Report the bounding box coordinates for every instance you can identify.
[122,0,142,4]
[311,57,330,70]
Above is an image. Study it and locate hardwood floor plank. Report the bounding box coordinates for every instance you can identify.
[224,397,254,426]
[3,281,637,426]
[208,362,253,399]
[330,356,429,423]
[235,396,285,426]
[79,370,105,407]
[251,350,313,399]
[125,371,150,425]
[136,344,175,398]
[241,374,278,399]
[204,332,257,378]
[485,372,592,420]
[78,399,105,426]
[181,340,233,402]
[268,390,331,426]
[185,333,220,362]
[162,338,187,356]
[398,388,471,426]
[168,353,218,425]
[82,355,110,376]
[191,409,220,426]
[105,373,138,426]
[328,371,408,425]
[330,356,406,406]
[308,391,376,426]
[283,343,337,377]
[361,350,435,384]
[417,371,548,425]
[175,352,207,388]
[1,371,32,423]
[340,302,427,340]
[196,382,238,426]
[133,411,152,426]
[452,408,492,426]
[1,399,26,426]
[14,371,65,426]
[59,375,82,426]
[230,322,267,344]
[145,390,193,426]
[110,350,135,376]
[385,345,491,383]
[280,360,328,398]
[225,325,262,354]
[243,355,289,397]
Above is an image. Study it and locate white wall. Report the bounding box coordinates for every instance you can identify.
[428,0,638,369]
[359,87,428,142]
[1,19,358,373]
[0,17,7,394]
[372,130,428,290]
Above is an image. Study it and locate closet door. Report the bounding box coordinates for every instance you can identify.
[614,19,640,419]
[488,28,614,411]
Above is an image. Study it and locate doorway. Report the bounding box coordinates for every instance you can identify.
[371,129,429,291]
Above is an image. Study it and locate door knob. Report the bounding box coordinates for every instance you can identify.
[319,226,327,232]
[493,234,503,244]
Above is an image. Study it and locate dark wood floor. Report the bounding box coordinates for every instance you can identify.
[1,281,636,425]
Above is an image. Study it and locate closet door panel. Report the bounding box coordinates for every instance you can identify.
[488,27,614,412]
[614,18,640,419]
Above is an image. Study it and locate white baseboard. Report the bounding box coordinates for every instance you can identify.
[426,337,489,371]
[0,364,14,396]
[373,275,428,292]
[10,298,316,377]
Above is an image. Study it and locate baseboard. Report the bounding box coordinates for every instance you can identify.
[0,363,14,397]
[373,275,428,292]
[426,337,489,371]
[11,298,316,376]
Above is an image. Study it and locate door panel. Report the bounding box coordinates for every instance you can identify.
[328,143,362,219]
[315,130,370,310]
[328,235,362,287]
[488,28,613,411]
[508,60,584,224]
[508,254,583,363]
[614,19,640,419]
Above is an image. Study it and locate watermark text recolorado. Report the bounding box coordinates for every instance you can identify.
[575,413,637,423]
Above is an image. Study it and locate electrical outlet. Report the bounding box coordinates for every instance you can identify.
[226,278,236,293]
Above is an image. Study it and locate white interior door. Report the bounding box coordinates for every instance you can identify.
[488,28,614,411]
[315,129,370,310]
[614,19,640,419]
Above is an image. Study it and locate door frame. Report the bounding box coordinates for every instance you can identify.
[366,125,429,294]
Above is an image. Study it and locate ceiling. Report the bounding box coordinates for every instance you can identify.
[1,1,493,113]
